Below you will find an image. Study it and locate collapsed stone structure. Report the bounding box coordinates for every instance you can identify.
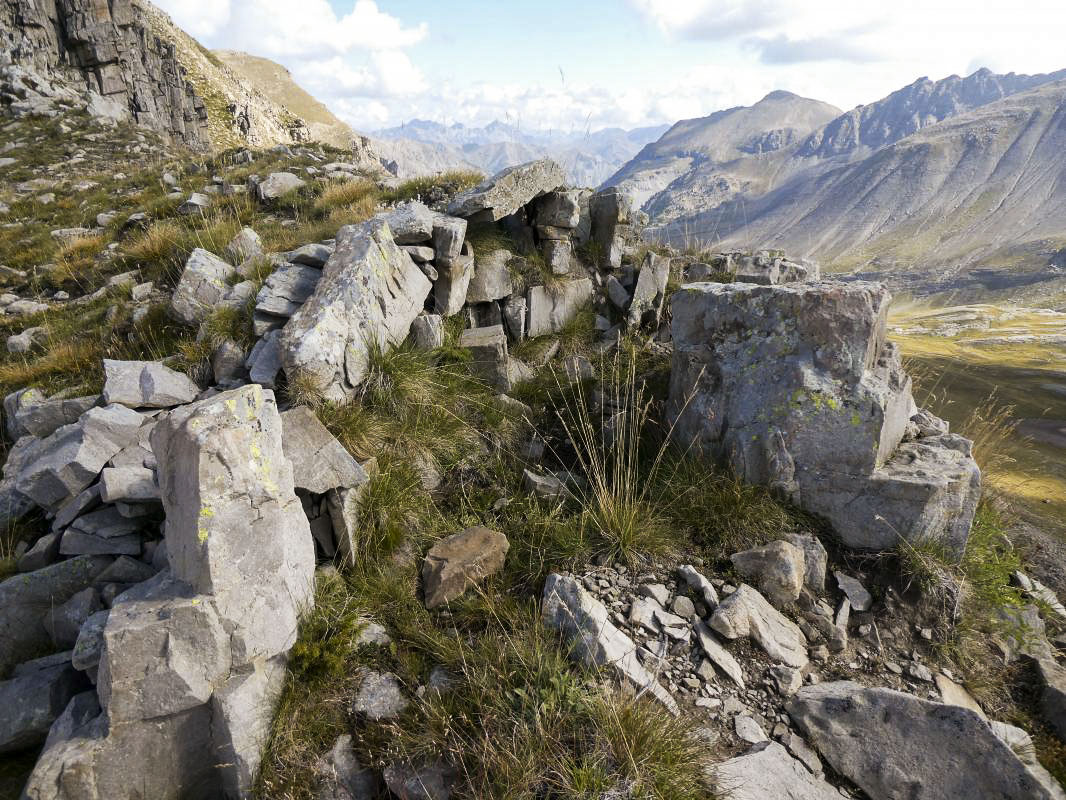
[225,159,648,402]
[668,280,981,555]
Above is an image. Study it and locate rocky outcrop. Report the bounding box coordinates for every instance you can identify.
[789,681,1065,800]
[669,280,981,554]
[279,218,432,403]
[0,0,209,147]
[23,385,316,799]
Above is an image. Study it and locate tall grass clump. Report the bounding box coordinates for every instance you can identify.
[550,351,677,565]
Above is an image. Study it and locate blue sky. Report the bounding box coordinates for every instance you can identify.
[156,0,1066,132]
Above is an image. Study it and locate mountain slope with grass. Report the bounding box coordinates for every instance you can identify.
[657,79,1066,296]
[1,100,1065,799]
[603,91,843,211]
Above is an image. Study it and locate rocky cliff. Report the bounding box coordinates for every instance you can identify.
[0,0,209,147]
[0,0,326,152]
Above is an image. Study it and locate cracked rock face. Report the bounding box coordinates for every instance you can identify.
[0,0,210,148]
[668,280,980,554]
[279,219,432,403]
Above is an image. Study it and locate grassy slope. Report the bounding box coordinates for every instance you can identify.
[214,50,354,148]
[891,303,1066,539]
[1,109,1064,796]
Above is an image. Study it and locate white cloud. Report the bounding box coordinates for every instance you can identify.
[154,0,428,121]
[156,0,1066,133]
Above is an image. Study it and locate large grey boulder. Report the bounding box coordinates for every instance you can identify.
[0,434,42,530]
[789,681,1061,800]
[280,406,367,495]
[668,281,980,554]
[257,171,306,202]
[533,191,581,229]
[588,187,631,270]
[434,242,475,316]
[170,248,239,326]
[280,219,432,403]
[42,587,102,649]
[459,325,510,392]
[15,394,99,439]
[432,215,468,263]
[526,279,593,338]
[16,404,143,510]
[447,160,566,221]
[627,252,670,327]
[102,360,199,408]
[211,656,288,798]
[225,227,263,264]
[542,573,678,714]
[711,742,839,800]
[26,386,318,799]
[422,527,510,609]
[151,385,315,620]
[730,541,806,606]
[0,556,113,675]
[0,661,85,753]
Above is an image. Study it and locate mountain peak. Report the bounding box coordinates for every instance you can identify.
[760,90,801,102]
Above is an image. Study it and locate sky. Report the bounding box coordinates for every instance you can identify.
[154,0,1066,134]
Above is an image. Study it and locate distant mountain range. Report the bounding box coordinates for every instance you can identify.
[373,120,670,187]
[605,68,1066,301]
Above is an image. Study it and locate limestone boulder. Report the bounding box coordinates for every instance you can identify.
[668,281,979,554]
[0,556,113,674]
[789,681,1061,800]
[432,215,468,263]
[151,385,316,639]
[280,219,432,402]
[14,394,102,439]
[711,742,839,800]
[255,264,321,319]
[588,188,631,270]
[542,573,678,714]
[384,201,435,244]
[211,656,288,798]
[16,404,143,510]
[0,661,86,754]
[422,527,510,609]
[257,172,306,202]
[533,190,581,229]
[459,325,510,392]
[627,252,670,328]
[447,160,566,221]
[102,360,199,408]
[434,242,475,317]
[225,228,263,264]
[526,279,593,338]
[280,406,367,495]
[467,249,515,304]
[170,248,239,326]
